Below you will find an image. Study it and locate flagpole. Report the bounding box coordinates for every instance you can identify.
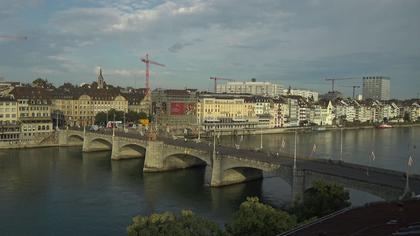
[404,160,410,194]
[212,127,216,161]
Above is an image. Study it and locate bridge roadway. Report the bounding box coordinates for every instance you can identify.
[62,128,420,200]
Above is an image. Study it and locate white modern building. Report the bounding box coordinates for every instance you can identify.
[216,79,283,97]
[362,76,391,100]
[284,88,319,102]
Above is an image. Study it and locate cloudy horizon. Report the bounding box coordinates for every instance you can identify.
[1,0,419,98]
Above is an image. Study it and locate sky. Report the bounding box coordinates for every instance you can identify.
[0,0,419,98]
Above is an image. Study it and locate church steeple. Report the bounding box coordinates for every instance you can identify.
[97,67,105,89]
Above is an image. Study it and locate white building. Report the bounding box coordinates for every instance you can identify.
[309,101,334,126]
[284,88,319,102]
[216,80,283,97]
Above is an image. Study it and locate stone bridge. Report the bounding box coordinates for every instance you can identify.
[58,129,420,201]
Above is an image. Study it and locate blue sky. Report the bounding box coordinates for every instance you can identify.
[1,0,419,98]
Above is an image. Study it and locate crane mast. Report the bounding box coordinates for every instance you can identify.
[210,77,235,93]
[140,53,165,95]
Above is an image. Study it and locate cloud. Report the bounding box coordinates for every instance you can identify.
[168,38,203,53]
[1,0,420,98]
[94,66,145,77]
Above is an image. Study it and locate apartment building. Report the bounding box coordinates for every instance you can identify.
[0,96,20,142]
[53,88,128,127]
[310,100,334,126]
[10,87,53,140]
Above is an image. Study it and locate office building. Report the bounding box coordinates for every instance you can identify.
[216,79,283,97]
[362,76,390,100]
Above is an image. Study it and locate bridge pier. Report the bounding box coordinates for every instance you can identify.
[58,130,68,146]
[143,141,165,172]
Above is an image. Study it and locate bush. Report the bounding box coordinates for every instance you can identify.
[127,210,223,236]
[292,180,351,222]
[225,197,296,236]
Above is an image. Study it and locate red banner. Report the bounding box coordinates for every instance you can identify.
[170,102,185,115]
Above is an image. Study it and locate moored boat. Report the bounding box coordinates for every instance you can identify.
[377,124,393,128]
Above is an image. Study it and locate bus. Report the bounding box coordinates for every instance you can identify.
[106,121,122,128]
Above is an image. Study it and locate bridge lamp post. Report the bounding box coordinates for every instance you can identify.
[340,127,343,161]
[260,126,263,150]
[293,130,297,170]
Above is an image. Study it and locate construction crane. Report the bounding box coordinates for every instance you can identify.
[0,35,28,41]
[210,77,235,93]
[325,77,360,92]
[342,85,361,99]
[140,53,165,95]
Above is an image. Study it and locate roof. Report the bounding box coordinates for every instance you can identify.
[10,87,53,99]
[283,199,420,236]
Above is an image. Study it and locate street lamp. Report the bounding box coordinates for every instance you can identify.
[293,130,297,170]
[340,127,343,161]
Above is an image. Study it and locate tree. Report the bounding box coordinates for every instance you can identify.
[125,111,148,123]
[127,210,223,236]
[404,112,411,122]
[32,78,54,89]
[292,180,351,222]
[58,82,76,91]
[225,197,296,236]
[95,112,108,125]
[108,109,124,121]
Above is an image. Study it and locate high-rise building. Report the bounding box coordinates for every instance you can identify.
[362,76,390,100]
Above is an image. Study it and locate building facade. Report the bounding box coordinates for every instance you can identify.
[216,80,283,97]
[152,89,198,133]
[0,96,20,142]
[362,76,391,100]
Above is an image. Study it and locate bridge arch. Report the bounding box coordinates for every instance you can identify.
[68,134,84,144]
[163,153,209,170]
[119,143,147,159]
[301,171,403,201]
[89,137,112,151]
[221,167,264,186]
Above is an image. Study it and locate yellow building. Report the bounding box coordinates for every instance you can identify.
[0,96,18,124]
[52,88,128,127]
[197,94,261,131]
[10,87,53,141]
[0,96,20,142]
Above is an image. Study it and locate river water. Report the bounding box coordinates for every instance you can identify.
[0,127,419,235]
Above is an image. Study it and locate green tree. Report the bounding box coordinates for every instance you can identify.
[292,180,351,222]
[404,112,411,122]
[32,78,54,89]
[225,197,296,236]
[108,109,124,121]
[94,112,108,125]
[127,210,223,236]
[125,110,139,123]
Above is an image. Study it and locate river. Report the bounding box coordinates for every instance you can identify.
[0,127,418,235]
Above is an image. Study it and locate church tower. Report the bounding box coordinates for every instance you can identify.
[97,67,105,89]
